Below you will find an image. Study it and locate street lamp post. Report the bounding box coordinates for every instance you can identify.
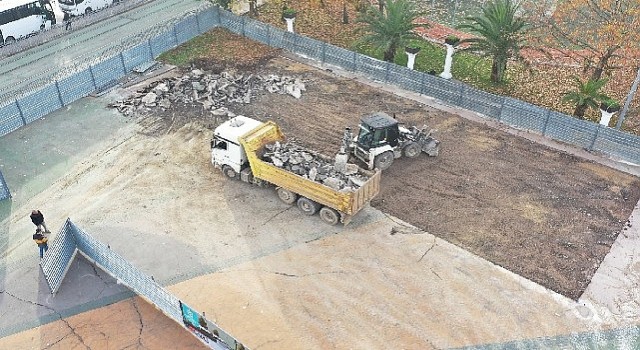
[617,66,640,130]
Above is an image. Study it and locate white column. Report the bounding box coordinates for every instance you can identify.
[406,52,417,70]
[599,110,616,126]
[285,18,295,33]
[440,44,454,79]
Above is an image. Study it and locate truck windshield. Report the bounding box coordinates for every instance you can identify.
[357,124,373,149]
[59,0,75,5]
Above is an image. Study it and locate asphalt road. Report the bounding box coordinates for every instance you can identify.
[0,0,206,102]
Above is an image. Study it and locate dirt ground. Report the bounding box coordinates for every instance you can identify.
[141,29,640,300]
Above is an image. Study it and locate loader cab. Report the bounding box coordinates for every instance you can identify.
[356,112,400,150]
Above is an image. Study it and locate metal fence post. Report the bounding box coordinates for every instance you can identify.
[54,81,65,107]
[497,96,505,120]
[421,71,427,95]
[173,25,179,47]
[119,52,127,73]
[88,65,97,90]
[352,51,357,72]
[195,12,201,34]
[541,109,551,136]
[15,99,26,126]
[241,16,245,37]
[147,38,154,59]
[589,124,601,151]
[267,25,271,46]
[458,84,464,106]
[321,42,326,64]
[385,61,390,82]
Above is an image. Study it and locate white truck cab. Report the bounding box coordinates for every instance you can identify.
[211,116,264,178]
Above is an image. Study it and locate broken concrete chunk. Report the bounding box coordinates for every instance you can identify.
[192,81,205,91]
[154,83,169,92]
[308,167,318,181]
[158,99,171,109]
[141,92,157,105]
[344,163,359,175]
[323,177,343,191]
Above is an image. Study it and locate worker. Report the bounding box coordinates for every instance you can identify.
[30,210,51,233]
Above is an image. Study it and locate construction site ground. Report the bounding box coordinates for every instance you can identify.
[2,29,640,348]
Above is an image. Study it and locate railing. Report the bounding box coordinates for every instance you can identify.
[41,219,246,350]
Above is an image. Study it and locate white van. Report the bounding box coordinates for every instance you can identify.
[58,0,115,16]
[0,0,56,45]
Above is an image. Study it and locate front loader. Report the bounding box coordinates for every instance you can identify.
[345,112,440,170]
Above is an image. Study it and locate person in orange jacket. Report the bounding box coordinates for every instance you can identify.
[33,229,49,259]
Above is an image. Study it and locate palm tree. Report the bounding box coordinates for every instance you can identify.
[457,0,528,83]
[562,77,610,119]
[356,0,423,63]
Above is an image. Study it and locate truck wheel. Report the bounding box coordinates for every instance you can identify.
[374,151,394,170]
[277,188,297,204]
[297,197,320,216]
[403,142,421,158]
[319,207,340,225]
[222,165,237,179]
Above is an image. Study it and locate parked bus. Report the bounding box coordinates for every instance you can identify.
[0,0,56,45]
[58,0,116,16]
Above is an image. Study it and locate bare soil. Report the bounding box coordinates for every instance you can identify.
[148,29,640,300]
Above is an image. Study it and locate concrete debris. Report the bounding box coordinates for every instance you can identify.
[262,141,370,191]
[109,68,308,117]
[141,92,157,105]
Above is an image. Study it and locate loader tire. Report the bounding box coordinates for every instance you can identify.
[277,188,298,205]
[222,165,237,179]
[403,142,421,158]
[374,151,394,170]
[319,207,340,226]
[297,197,320,216]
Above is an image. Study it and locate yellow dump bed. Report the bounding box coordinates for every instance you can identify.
[239,121,381,223]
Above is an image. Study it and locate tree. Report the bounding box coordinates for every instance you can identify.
[562,77,610,119]
[356,0,423,63]
[211,0,233,10]
[456,0,528,83]
[540,0,640,81]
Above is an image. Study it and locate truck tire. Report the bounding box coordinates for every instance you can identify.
[374,151,394,170]
[319,207,340,225]
[222,165,237,179]
[403,142,421,158]
[297,197,320,216]
[277,188,298,204]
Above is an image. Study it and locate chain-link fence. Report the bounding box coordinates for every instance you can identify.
[1,6,639,163]
[40,219,78,294]
[41,219,245,350]
[0,170,10,200]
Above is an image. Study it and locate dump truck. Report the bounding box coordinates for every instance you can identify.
[211,116,381,225]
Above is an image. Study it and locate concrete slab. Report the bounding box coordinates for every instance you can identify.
[582,199,640,324]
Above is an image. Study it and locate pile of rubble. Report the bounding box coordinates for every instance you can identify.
[110,69,306,118]
[263,142,370,192]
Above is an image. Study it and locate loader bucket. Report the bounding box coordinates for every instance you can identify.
[422,139,440,157]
